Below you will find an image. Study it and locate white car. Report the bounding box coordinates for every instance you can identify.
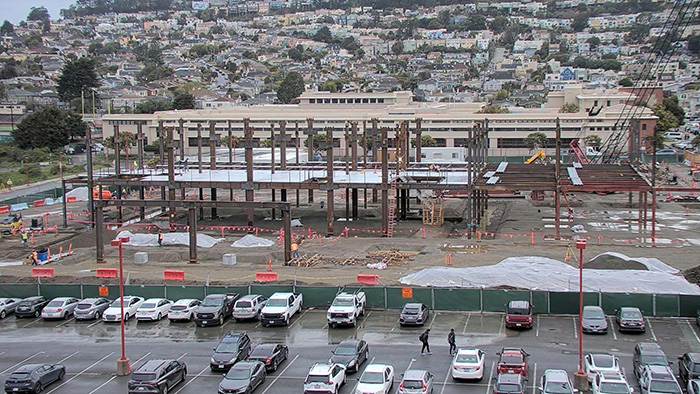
[592,371,634,394]
[103,296,144,322]
[303,362,347,394]
[41,297,80,320]
[451,348,485,380]
[688,379,700,394]
[353,364,394,394]
[0,297,19,319]
[168,299,201,322]
[585,353,621,381]
[136,298,172,321]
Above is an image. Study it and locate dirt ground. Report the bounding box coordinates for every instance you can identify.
[1,185,700,287]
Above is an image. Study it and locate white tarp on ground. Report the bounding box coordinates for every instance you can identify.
[399,256,700,294]
[115,231,223,248]
[65,187,89,201]
[231,234,275,248]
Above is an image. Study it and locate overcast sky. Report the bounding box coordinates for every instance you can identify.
[1,0,75,24]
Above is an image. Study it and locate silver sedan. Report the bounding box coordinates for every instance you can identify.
[0,298,19,319]
[42,297,80,320]
[74,298,111,320]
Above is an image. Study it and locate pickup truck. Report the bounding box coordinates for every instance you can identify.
[260,292,303,326]
[327,292,366,327]
[194,293,240,327]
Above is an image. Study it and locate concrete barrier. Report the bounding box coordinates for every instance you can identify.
[32,267,54,278]
[96,268,118,278]
[255,272,278,282]
[163,270,185,281]
[357,274,380,285]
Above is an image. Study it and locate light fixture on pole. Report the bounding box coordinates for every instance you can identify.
[110,236,130,376]
[573,238,588,391]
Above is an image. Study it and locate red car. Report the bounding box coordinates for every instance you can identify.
[505,301,533,329]
[497,348,530,376]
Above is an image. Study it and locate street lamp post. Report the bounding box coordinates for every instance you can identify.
[110,236,130,376]
[573,238,588,391]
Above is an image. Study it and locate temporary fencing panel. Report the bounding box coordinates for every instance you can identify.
[531,291,549,314]
[165,285,207,301]
[654,294,679,317]
[679,295,700,317]
[296,286,340,308]
[0,284,37,298]
[601,293,653,315]
[123,285,165,299]
[386,287,432,310]
[206,286,249,297]
[549,292,599,314]
[482,289,529,312]
[433,288,480,311]
[40,284,82,300]
[249,285,293,298]
[343,287,386,309]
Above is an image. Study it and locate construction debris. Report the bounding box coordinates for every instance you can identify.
[284,249,417,267]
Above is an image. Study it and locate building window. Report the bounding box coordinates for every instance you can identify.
[309,99,316,104]
[355,98,361,103]
[594,100,598,106]
[188,137,210,147]
[642,124,647,131]
[370,98,376,103]
[434,138,447,147]
[332,98,338,103]
[606,100,611,106]
[378,98,385,103]
[453,138,468,147]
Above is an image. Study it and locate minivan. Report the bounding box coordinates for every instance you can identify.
[128,359,187,394]
[663,131,683,139]
[506,301,533,329]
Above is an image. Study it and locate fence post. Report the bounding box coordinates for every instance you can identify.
[37,277,41,296]
[384,286,388,309]
[598,291,602,307]
[652,294,657,317]
[247,284,251,295]
[163,284,167,300]
[678,293,681,318]
[480,287,484,313]
[547,291,551,314]
[431,287,435,310]
[80,283,84,299]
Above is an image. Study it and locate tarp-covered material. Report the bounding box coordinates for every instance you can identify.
[115,230,223,248]
[585,252,679,273]
[65,187,89,201]
[399,256,700,294]
[291,219,303,227]
[231,234,275,248]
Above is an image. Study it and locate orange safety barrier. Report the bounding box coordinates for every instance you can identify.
[66,196,77,203]
[0,206,8,213]
[357,274,380,285]
[96,268,118,278]
[33,200,45,208]
[255,272,278,282]
[163,270,185,281]
[32,267,54,278]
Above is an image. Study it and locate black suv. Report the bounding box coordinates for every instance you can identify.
[678,352,700,387]
[634,342,670,379]
[128,359,187,394]
[15,296,48,318]
[211,331,252,372]
[195,293,240,327]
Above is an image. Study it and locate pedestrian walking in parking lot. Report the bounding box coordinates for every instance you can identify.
[158,230,163,246]
[448,328,456,355]
[420,329,431,355]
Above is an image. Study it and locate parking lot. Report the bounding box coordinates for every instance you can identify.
[1,309,700,394]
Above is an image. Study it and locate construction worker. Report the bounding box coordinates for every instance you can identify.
[31,250,38,266]
[6,178,12,190]
[158,229,163,246]
[21,230,28,247]
[291,240,299,259]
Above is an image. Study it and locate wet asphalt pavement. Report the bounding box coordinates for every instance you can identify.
[1,309,700,394]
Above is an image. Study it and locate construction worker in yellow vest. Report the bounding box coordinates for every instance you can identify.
[21,231,28,247]
[6,179,12,190]
[291,240,299,259]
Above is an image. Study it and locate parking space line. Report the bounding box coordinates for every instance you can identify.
[260,354,299,394]
[685,320,700,344]
[573,317,578,339]
[87,320,102,328]
[177,353,187,360]
[485,361,495,394]
[536,315,540,337]
[287,310,308,329]
[609,317,618,340]
[498,315,504,335]
[88,375,116,394]
[133,352,152,366]
[173,365,209,394]
[0,352,44,375]
[428,313,437,329]
[439,360,451,394]
[21,318,42,328]
[57,351,80,364]
[46,352,114,394]
[56,318,74,328]
[646,318,657,342]
[463,313,471,335]
[531,363,537,394]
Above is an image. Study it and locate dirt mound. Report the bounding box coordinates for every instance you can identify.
[70,229,118,249]
[584,254,648,270]
[683,266,700,285]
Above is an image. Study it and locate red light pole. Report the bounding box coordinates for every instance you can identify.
[573,238,588,390]
[111,236,130,376]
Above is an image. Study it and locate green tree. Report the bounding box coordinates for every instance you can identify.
[644,131,665,151]
[571,14,589,32]
[391,41,403,55]
[287,47,303,61]
[653,103,679,132]
[137,63,173,83]
[410,135,437,148]
[693,134,700,148]
[313,26,332,43]
[524,132,548,150]
[276,72,305,104]
[476,105,509,114]
[319,80,339,92]
[104,131,136,151]
[689,35,700,55]
[57,57,100,103]
[583,134,602,147]
[12,106,84,150]
[495,90,509,100]
[0,20,14,35]
[134,99,173,114]
[559,102,580,113]
[619,77,634,87]
[173,92,195,110]
[662,95,685,125]
[27,6,50,21]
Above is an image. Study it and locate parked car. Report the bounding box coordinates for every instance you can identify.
[639,365,682,394]
[353,364,394,394]
[615,307,646,332]
[538,369,574,394]
[328,339,369,373]
[211,331,252,372]
[663,132,683,139]
[195,293,240,327]
[41,297,80,320]
[505,300,533,329]
[398,369,434,394]
[3,363,65,394]
[136,298,173,322]
[103,296,145,322]
[167,299,201,322]
[218,360,266,394]
[655,148,678,155]
[74,298,111,320]
[673,140,695,150]
[15,296,48,318]
[260,292,303,327]
[326,291,366,327]
[304,362,347,394]
[689,379,700,394]
[399,303,430,326]
[0,297,19,319]
[585,354,621,381]
[127,359,187,394]
[233,294,267,321]
[678,353,700,387]
[582,306,608,334]
[497,348,530,376]
[451,348,486,380]
[592,371,634,394]
[634,343,670,379]
[247,343,288,372]
[494,373,528,394]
